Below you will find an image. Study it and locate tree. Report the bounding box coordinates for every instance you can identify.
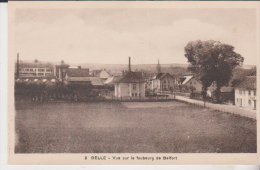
[184,40,244,103]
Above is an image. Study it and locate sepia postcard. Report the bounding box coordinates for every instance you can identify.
[8,1,260,164]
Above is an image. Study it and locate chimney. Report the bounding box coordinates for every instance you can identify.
[16,53,19,78]
[128,56,131,72]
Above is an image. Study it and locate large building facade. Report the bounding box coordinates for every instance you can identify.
[235,76,256,110]
[16,62,54,78]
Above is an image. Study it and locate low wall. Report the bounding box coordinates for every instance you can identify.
[174,95,256,119]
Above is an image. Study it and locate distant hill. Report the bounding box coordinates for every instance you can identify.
[78,63,189,75]
[17,59,256,78]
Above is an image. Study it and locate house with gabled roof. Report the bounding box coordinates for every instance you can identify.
[150,73,175,93]
[114,57,145,99]
[64,66,106,100]
[91,69,111,81]
[65,66,91,86]
[234,76,256,110]
[65,66,105,88]
[181,75,202,93]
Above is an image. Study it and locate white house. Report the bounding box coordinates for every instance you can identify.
[235,76,256,110]
[114,57,145,99]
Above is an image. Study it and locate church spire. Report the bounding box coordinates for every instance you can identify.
[156,59,161,73]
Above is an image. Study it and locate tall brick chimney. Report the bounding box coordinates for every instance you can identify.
[16,53,19,78]
[128,56,131,72]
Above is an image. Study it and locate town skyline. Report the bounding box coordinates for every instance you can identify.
[15,57,257,68]
[14,8,257,65]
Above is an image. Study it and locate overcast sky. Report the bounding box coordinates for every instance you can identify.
[14,8,257,65]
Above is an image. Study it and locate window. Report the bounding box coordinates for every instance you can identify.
[163,84,166,89]
[38,68,45,72]
[248,100,251,105]
[254,90,256,96]
[132,93,137,97]
[249,91,251,95]
[132,83,136,90]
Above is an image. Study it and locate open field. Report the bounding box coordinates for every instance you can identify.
[15,101,256,153]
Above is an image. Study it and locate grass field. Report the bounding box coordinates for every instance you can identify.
[15,101,256,153]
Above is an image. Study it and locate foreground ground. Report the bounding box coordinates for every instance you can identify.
[15,101,256,153]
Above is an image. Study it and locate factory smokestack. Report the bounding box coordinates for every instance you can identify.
[16,53,19,78]
[128,56,131,72]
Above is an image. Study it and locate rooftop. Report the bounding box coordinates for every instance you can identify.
[236,76,256,90]
[66,77,104,86]
[181,75,194,85]
[66,68,89,77]
[117,71,145,83]
[152,73,174,80]
[104,76,120,85]
[16,62,53,68]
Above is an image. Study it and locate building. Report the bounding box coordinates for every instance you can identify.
[15,54,54,78]
[150,73,175,93]
[64,66,103,100]
[114,57,145,99]
[54,61,70,81]
[207,85,234,103]
[114,71,145,98]
[65,66,90,86]
[181,75,202,93]
[234,76,256,110]
[91,69,111,81]
[104,76,120,87]
[16,61,54,78]
[65,67,105,88]
[147,59,176,94]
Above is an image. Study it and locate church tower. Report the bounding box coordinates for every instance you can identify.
[156,59,161,74]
